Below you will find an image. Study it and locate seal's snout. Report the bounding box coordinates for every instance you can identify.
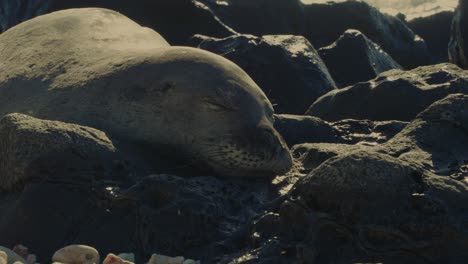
[258,125,293,174]
[270,129,294,174]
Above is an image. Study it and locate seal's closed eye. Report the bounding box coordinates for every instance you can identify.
[204,99,235,112]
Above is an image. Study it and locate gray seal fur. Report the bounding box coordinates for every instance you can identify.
[0,8,292,177]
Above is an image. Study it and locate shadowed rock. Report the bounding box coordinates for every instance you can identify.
[408,11,453,63]
[0,0,234,45]
[233,95,468,264]
[273,114,341,146]
[380,93,468,178]
[290,150,468,263]
[192,34,336,114]
[199,0,306,36]
[449,0,468,68]
[0,113,119,191]
[319,29,402,87]
[306,63,468,121]
[303,0,430,69]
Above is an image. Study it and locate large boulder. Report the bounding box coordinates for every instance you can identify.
[0,0,234,45]
[449,0,468,68]
[225,95,468,263]
[273,114,341,146]
[192,34,336,114]
[318,29,402,87]
[199,0,306,36]
[0,113,118,191]
[306,63,468,121]
[0,173,274,263]
[408,11,454,63]
[290,151,468,263]
[380,93,468,178]
[303,0,430,69]
[331,119,409,144]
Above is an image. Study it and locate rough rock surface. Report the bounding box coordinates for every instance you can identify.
[303,0,430,69]
[307,63,468,121]
[226,94,468,263]
[0,0,234,45]
[192,34,336,114]
[273,114,341,146]
[331,119,409,145]
[0,173,279,263]
[379,93,468,178]
[449,0,468,68]
[0,113,118,191]
[0,2,466,264]
[318,29,402,87]
[408,11,453,63]
[291,151,468,263]
[199,0,306,36]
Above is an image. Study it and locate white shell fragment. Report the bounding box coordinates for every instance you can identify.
[52,245,100,264]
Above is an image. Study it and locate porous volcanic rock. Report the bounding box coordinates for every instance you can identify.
[449,0,468,68]
[199,0,306,36]
[227,95,468,263]
[273,114,341,146]
[306,63,468,121]
[318,29,402,87]
[408,11,453,63]
[192,34,336,114]
[0,174,275,263]
[0,113,118,191]
[0,0,234,45]
[379,93,468,179]
[303,0,430,69]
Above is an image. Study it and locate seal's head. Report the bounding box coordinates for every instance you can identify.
[129,47,293,177]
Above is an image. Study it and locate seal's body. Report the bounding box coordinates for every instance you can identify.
[0,8,292,177]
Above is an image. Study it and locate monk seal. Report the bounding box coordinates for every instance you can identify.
[0,8,293,177]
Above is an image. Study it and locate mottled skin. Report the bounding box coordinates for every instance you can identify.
[0,8,292,177]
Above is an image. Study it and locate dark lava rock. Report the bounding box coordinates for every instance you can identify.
[0,174,274,263]
[200,0,306,36]
[408,11,453,63]
[0,0,234,45]
[318,29,402,87]
[291,151,468,263]
[380,93,468,178]
[0,96,467,263]
[231,95,468,263]
[0,0,51,32]
[449,0,468,68]
[331,119,409,144]
[306,63,468,121]
[304,0,430,69]
[273,114,341,146]
[292,142,370,174]
[0,113,120,191]
[192,34,336,114]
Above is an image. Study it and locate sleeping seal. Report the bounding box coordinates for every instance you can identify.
[0,8,292,177]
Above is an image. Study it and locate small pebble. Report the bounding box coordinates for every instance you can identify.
[0,251,7,264]
[117,253,135,262]
[147,254,184,264]
[0,246,28,264]
[52,245,99,264]
[103,253,134,264]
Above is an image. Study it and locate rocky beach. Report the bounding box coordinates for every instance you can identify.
[0,0,467,263]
